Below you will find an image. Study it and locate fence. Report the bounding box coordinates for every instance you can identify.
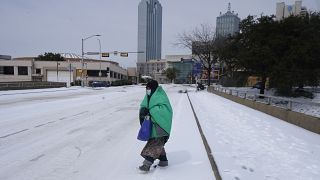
[207,86,320,134]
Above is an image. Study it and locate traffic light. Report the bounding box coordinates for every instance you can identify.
[101,53,109,57]
[120,52,128,57]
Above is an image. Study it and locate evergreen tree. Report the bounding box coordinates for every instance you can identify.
[164,68,179,83]
[35,53,65,61]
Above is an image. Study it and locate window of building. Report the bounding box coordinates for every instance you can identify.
[36,68,41,74]
[87,70,109,77]
[0,66,14,75]
[18,66,28,75]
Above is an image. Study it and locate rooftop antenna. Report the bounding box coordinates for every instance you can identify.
[228,2,231,12]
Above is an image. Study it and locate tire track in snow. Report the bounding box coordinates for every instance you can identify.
[2,111,89,139]
[0,129,29,139]
[30,154,45,162]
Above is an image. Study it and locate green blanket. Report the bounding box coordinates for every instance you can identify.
[140,86,173,138]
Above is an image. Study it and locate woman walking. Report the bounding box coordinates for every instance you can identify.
[138,80,173,172]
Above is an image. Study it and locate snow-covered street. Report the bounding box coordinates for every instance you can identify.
[0,85,319,180]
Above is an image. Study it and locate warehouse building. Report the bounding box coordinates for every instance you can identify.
[0,53,128,87]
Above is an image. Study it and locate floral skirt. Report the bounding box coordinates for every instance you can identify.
[141,137,168,159]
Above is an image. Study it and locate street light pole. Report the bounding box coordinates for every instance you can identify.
[56,61,60,82]
[97,39,102,80]
[81,34,101,87]
[81,38,84,87]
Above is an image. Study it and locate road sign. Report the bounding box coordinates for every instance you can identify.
[192,62,202,76]
[120,52,128,57]
[86,52,100,55]
[102,53,109,57]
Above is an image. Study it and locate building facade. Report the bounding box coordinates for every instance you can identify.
[276,1,307,20]
[167,59,193,84]
[216,3,240,37]
[127,67,138,84]
[0,55,11,60]
[0,54,128,87]
[137,59,166,77]
[137,0,162,63]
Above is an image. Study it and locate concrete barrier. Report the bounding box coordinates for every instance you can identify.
[0,81,67,91]
[207,87,320,134]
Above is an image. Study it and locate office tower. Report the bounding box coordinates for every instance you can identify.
[276,1,307,21]
[137,0,162,63]
[216,3,240,37]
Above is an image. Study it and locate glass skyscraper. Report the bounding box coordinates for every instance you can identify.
[137,0,162,63]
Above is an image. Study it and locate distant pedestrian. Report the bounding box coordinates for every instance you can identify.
[138,80,173,172]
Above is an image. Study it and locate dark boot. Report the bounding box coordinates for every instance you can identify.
[139,160,153,172]
[158,154,168,167]
[158,160,168,167]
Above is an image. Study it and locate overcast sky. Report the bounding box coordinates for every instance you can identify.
[1,0,319,68]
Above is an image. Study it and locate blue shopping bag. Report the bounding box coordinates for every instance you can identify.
[137,116,152,141]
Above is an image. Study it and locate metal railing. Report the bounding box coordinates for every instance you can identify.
[210,86,320,117]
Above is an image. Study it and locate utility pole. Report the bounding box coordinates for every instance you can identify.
[56,62,60,82]
[98,39,102,81]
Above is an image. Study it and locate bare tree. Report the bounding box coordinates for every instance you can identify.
[176,24,219,86]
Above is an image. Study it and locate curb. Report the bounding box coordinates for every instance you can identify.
[186,92,222,180]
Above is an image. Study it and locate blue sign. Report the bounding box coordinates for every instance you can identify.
[192,62,202,76]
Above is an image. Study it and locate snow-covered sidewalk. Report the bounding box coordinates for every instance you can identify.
[188,89,320,180]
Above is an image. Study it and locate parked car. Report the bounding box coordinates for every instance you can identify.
[90,81,110,87]
[252,82,262,89]
[197,82,205,91]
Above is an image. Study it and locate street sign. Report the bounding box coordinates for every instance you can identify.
[120,52,128,57]
[86,52,100,55]
[192,62,202,76]
[101,53,109,57]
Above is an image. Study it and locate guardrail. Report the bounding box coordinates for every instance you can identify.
[0,81,67,91]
